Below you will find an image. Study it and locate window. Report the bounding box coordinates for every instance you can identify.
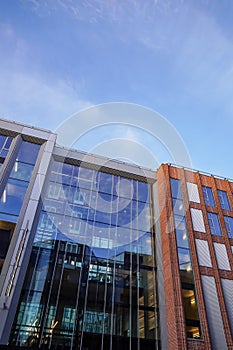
[178,247,191,268]
[207,213,222,236]
[175,217,189,248]
[47,184,62,199]
[169,178,202,339]
[0,135,13,159]
[39,213,55,231]
[17,141,40,164]
[173,199,185,216]
[73,188,86,205]
[0,179,28,217]
[170,178,182,199]
[69,218,81,234]
[202,186,215,207]
[224,216,233,238]
[182,288,201,339]
[217,190,230,210]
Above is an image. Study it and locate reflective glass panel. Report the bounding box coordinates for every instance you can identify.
[217,190,230,210]
[0,179,28,216]
[0,135,13,158]
[170,178,183,199]
[17,141,40,164]
[10,161,158,348]
[202,186,215,207]
[207,212,222,236]
[224,216,233,238]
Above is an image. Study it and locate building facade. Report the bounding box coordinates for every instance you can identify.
[0,118,232,349]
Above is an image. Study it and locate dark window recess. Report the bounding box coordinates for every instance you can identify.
[0,228,11,258]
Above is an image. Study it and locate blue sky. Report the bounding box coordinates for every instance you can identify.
[1,0,233,177]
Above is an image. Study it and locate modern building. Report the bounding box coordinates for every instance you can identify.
[0,118,232,350]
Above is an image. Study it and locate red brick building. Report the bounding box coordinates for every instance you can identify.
[156,164,233,350]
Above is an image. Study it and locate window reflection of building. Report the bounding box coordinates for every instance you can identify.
[9,161,158,349]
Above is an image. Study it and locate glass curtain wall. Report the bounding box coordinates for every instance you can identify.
[10,160,158,349]
[0,141,40,223]
[0,140,40,274]
[170,178,201,339]
[0,135,13,171]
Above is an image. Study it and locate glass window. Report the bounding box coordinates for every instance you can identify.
[178,247,191,267]
[73,188,87,205]
[61,163,74,177]
[117,178,133,199]
[50,162,72,185]
[117,207,131,227]
[182,288,201,339]
[0,135,13,158]
[98,172,113,194]
[173,198,185,216]
[0,179,28,216]
[170,178,183,199]
[207,212,222,236]
[137,202,151,231]
[224,216,233,238]
[217,190,230,210]
[66,204,87,219]
[78,167,94,190]
[44,200,65,215]
[17,141,40,164]
[175,217,189,249]
[202,186,215,207]
[10,161,34,182]
[137,181,150,202]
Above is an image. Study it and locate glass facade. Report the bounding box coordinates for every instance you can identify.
[223,216,233,238]
[0,139,40,274]
[170,178,201,339]
[202,186,215,207]
[207,213,222,236]
[0,135,13,171]
[0,141,40,223]
[217,190,230,211]
[9,160,158,349]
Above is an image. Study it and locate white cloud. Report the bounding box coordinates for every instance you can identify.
[0,69,92,130]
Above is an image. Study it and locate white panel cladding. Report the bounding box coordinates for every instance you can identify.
[195,239,212,267]
[201,276,228,350]
[187,182,200,203]
[190,208,206,232]
[221,279,233,336]
[214,243,231,270]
